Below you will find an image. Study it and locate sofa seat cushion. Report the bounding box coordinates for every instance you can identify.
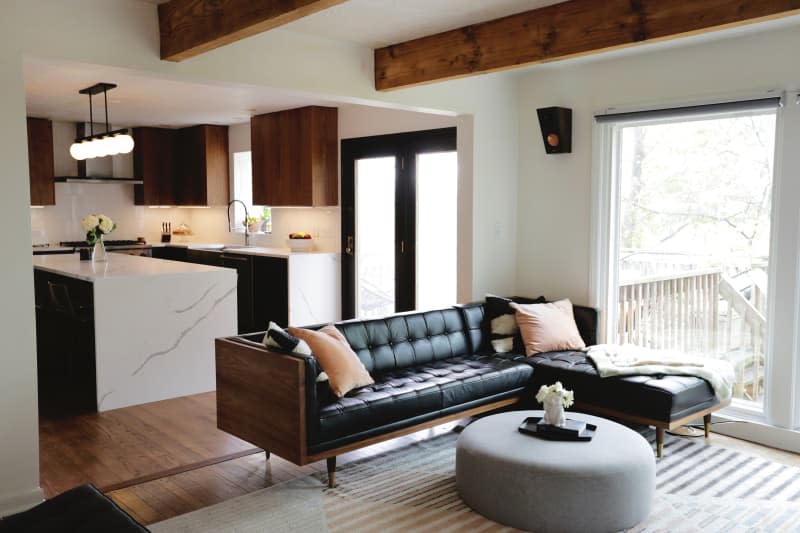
[316,353,533,443]
[529,350,717,422]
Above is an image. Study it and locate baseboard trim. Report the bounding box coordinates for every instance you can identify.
[709,413,800,454]
[0,486,44,518]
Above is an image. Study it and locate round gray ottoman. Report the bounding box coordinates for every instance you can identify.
[456,410,655,533]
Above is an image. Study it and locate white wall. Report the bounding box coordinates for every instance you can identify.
[0,3,44,513]
[1,0,522,513]
[516,22,800,304]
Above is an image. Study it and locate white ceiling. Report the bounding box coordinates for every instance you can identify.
[285,0,563,48]
[24,59,342,128]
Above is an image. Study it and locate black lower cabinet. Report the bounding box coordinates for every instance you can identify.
[253,256,288,329]
[187,249,222,266]
[151,246,188,262]
[221,253,254,334]
[34,270,97,418]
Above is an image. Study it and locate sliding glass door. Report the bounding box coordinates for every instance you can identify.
[594,98,781,417]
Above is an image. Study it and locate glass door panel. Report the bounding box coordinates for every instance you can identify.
[416,151,458,311]
[614,112,776,408]
[355,156,396,318]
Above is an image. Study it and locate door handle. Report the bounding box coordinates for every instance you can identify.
[345,235,354,255]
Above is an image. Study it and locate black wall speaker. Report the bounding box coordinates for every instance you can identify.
[536,107,572,154]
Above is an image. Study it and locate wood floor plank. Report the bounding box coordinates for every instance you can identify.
[40,392,258,497]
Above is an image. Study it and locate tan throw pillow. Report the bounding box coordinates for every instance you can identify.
[510,299,586,356]
[287,325,374,398]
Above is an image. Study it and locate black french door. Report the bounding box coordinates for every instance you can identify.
[341,127,457,319]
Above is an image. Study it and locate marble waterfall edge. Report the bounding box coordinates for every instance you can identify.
[93,269,237,411]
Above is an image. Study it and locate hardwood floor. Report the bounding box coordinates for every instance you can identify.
[41,392,800,527]
[39,392,258,497]
[107,425,456,526]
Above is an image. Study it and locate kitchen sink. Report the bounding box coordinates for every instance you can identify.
[187,243,225,250]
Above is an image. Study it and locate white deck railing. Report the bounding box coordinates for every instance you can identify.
[618,269,766,402]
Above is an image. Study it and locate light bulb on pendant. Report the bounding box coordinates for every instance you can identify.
[115,133,134,154]
[70,141,88,160]
[102,136,120,156]
[93,138,110,158]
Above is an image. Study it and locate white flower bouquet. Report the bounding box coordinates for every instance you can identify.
[536,381,574,426]
[82,213,116,245]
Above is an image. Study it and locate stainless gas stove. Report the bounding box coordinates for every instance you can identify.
[54,240,153,257]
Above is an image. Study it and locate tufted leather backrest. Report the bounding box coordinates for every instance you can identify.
[455,303,485,353]
[334,308,470,374]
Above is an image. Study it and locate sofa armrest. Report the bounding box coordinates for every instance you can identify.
[573,305,600,346]
[216,337,318,464]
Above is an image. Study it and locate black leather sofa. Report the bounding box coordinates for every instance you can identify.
[216,299,727,487]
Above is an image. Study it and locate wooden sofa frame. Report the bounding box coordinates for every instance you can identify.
[217,337,730,487]
[216,337,520,488]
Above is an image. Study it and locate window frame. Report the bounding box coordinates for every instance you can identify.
[590,93,800,432]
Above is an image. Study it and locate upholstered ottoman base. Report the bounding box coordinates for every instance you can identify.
[456,410,655,533]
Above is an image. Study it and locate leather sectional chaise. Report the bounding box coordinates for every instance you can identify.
[215,300,728,487]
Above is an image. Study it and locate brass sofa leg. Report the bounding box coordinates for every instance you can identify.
[327,456,337,488]
[655,427,664,458]
[704,414,712,441]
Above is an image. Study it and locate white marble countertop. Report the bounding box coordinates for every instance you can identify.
[152,243,338,259]
[33,253,229,282]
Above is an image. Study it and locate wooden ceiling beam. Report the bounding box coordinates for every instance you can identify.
[159,0,348,62]
[374,0,800,91]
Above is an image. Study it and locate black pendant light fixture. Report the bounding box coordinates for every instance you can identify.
[69,82,134,160]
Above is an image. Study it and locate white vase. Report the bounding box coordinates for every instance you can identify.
[543,397,566,426]
[92,237,108,263]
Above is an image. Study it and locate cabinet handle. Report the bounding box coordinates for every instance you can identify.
[345,235,354,255]
[221,255,249,263]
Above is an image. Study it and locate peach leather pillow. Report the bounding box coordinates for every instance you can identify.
[287,325,374,398]
[510,299,586,356]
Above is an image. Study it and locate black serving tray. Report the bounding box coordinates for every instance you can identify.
[518,416,596,441]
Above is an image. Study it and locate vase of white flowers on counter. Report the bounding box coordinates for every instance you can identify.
[82,214,116,263]
[535,381,574,427]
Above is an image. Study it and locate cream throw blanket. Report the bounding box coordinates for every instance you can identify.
[583,344,735,402]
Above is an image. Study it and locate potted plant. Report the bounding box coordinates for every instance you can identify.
[245,215,262,233]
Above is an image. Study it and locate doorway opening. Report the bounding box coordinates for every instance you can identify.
[341,128,457,319]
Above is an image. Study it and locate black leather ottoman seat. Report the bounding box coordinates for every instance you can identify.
[0,484,149,533]
[529,350,717,422]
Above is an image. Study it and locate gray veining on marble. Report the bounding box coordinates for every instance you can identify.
[132,284,236,377]
[174,282,219,314]
[97,390,115,410]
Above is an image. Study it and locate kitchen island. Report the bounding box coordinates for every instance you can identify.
[33,253,237,414]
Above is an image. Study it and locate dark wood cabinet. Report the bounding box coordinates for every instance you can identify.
[252,256,289,329]
[134,127,177,206]
[176,125,229,206]
[34,269,97,417]
[251,106,338,207]
[27,117,55,206]
[135,125,229,206]
[151,246,188,262]
[186,248,222,266]
[221,252,254,334]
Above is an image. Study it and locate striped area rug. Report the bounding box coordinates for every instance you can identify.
[151,428,800,533]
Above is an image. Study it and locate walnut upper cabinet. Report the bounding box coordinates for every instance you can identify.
[27,117,55,206]
[133,127,177,206]
[176,125,229,206]
[251,106,338,207]
[134,125,229,206]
